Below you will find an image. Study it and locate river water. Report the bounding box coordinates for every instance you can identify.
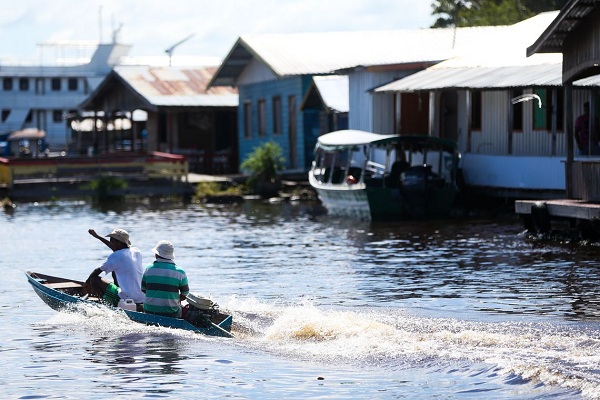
[2,198,600,399]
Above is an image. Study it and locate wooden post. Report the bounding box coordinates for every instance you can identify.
[565,81,574,199]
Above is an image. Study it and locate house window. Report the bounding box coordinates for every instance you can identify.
[470,90,482,130]
[53,110,63,122]
[3,78,13,91]
[243,101,252,139]
[272,96,282,135]
[19,78,29,91]
[511,89,523,131]
[258,99,267,137]
[68,78,78,91]
[533,88,564,131]
[1,109,10,122]
[51,78,61,91]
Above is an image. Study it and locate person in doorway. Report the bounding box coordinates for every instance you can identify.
[574,102,600,156]
[141,240,189,318]
[84,228,145,307]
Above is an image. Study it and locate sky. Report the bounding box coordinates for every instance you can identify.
[0,0,436,64]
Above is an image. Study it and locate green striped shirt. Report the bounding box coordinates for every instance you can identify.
[141,260,189,316]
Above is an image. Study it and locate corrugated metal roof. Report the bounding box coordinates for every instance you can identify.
[373,12,599,92]
[527,0,600,55]
[375,62,565,92]
[114,65,238,107]
[210,24,516,87]
[313,75,349,113]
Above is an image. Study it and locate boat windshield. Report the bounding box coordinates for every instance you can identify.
[312,146,368,184]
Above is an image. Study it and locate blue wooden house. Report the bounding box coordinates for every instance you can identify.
[208,29,500,171]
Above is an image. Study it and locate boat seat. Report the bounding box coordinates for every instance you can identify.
[45,282,83,289]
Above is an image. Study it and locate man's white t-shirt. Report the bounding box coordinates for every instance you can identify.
[100,246,145,303]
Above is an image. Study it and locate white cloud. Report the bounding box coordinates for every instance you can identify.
[0,0,435,63]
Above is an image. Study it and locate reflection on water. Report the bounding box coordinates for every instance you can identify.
[4,199,600,399]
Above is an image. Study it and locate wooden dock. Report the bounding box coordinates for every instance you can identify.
[515,199,600,239]
[516,199,600,220]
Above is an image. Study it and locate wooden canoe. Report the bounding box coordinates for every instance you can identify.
[26,271,233,338]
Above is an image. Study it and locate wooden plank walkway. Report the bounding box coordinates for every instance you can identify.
[515,199,600,220]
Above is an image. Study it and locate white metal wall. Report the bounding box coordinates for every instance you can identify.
[349,69,412,133]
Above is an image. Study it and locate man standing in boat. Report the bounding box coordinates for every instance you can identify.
[141,240,189,318]
[84,228,145,308]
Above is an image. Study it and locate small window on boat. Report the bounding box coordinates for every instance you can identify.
[19,78,29,91]
[51,78,61,91]
[3,78,13,91]
[25,110,32,123]
[68,78,78,91]
[1,109,10,122]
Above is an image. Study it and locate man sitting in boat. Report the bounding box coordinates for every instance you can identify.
[141,240,189,318]
[84,228,146,308]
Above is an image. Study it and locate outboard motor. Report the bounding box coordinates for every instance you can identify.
[184,293,219,328]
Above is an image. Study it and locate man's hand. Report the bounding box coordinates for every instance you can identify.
[88,229,100,238]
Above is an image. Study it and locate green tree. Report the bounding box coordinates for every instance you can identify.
[431,0,568,28]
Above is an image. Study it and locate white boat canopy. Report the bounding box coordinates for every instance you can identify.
[316,130,397,150]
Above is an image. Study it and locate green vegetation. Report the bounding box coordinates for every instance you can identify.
[240,142,285,198]
[431,0,568,28]
[83,175,128,201]
[193,181,244,201]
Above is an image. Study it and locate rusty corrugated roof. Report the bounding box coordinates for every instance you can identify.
[114,65,238,107]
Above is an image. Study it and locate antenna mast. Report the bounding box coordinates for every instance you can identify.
[165,34,195,66]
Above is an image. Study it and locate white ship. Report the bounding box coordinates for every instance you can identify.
[0,39,130,155]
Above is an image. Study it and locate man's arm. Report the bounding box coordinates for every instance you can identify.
[89,229,111,249]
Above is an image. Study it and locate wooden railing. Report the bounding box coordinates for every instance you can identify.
[0,152,188,188]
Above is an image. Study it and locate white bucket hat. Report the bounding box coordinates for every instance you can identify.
[105,228,131,245]
[152,240,175,260]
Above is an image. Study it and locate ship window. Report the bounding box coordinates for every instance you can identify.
[1,109,10,122]
[19,78,29,91]
[53,110,63,122]
[51,78,61,91]
[3,78,12,91]
[25,111,32,123]
[68,78,78,91]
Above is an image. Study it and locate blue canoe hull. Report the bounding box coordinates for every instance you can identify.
[26,271,233,338]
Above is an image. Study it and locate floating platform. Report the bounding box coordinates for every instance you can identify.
[516,199,600,220]
[515,199,600,240]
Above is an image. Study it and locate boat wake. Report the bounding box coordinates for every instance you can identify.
[224,296,600,399]
[34,297,600,399]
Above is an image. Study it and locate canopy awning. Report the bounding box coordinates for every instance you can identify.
[7,128,46,141]
[316,130,397,150]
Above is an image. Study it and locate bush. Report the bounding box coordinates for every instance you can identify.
[240,142,285,197]
[83,175,128,200]
[193,181,244,201]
